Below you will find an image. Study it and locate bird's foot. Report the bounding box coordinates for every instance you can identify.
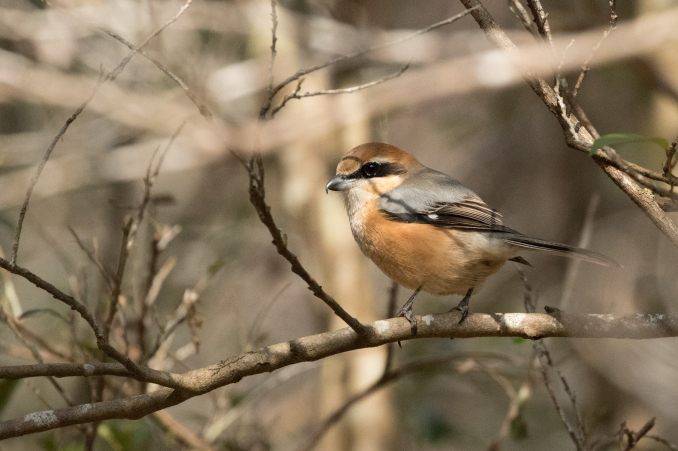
[449,288,473,324]
[396,299,417,336]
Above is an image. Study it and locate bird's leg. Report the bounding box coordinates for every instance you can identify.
[396,286,422,336]
[450,287,474,324]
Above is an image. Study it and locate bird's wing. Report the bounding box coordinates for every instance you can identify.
[380,197,520,234]
[376,167,519,232]
[376,168,618,266]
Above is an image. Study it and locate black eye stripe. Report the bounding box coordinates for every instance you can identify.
[345,162,407,180]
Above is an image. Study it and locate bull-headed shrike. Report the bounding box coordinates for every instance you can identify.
[326,143,617,334]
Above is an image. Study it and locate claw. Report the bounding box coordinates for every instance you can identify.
[396,302,418,335]
[395,286,422,341]
[449,287,474,324]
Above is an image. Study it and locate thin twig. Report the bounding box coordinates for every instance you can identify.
[68,228,115,292]
[10,74,104,266]
[663,137,678,194]
[244,282,291,351]
[263,6,479,118]
[10,0,193,266]
[526,0,556,56]
[43,0,212,119]
[646,434,678,451]
[459,0,678,247]
[515,266,537,314]
[573,0,618,97]
[535,341,587,450]
[617,417,656,451]
[508,0,539,37]
[243,158,367,336]
[0,257,184,388]
[104,217,133,339]
[270,64,410,118]
[0,308,75,407]
[107,122,184,348]
[296,354,508,451]
[259,0,279,119]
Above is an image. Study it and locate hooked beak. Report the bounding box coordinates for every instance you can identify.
[326,174,353,193]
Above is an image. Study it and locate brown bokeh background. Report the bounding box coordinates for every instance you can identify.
[1,0,678,449]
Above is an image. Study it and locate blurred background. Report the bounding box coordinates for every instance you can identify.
[1,0,678,449]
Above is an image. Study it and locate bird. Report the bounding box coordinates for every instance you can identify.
[326,142,617,335]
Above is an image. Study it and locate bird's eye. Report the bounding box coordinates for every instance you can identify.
[362,162,380,177]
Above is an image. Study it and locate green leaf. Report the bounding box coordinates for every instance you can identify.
[512,337,527,344]
[589,133,669,155]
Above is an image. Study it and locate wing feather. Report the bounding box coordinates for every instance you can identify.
[380,197,519,234]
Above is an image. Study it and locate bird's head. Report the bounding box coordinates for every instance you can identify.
[326,143,420,196]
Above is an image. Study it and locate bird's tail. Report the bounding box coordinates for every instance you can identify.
[502,235,619,267]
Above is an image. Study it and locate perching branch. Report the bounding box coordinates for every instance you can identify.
[2,309,678,438]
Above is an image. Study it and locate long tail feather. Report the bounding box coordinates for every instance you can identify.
[503,235,620,267]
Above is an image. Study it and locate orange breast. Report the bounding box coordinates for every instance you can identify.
[351,199,512,295]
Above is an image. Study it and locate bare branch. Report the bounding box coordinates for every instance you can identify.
[270,64,410,118]
[10,74,104,266]
[103,217,133,339]
[241,157,367,337]
[263,6,479,117]
[3,309,678,438]
[0,363,132,380]
[68,228,115,292]
[152,410,214,451]
[259,0,280,119]
[10,0,194,266]
[573,0,618,97]
[0,308,75,407]
[646,434,678,451]
[458,0,678,248]
[526,0,556,56]
[43,0,212,119]
[296,354,503,451]
[508,0,539,37]
[535,341,587,450]
[0,258,186,389]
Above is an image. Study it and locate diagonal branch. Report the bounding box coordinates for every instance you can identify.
[242,156,367,337]
[458,0,678,248]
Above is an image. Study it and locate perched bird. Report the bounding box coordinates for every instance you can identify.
[326,143,617,334]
